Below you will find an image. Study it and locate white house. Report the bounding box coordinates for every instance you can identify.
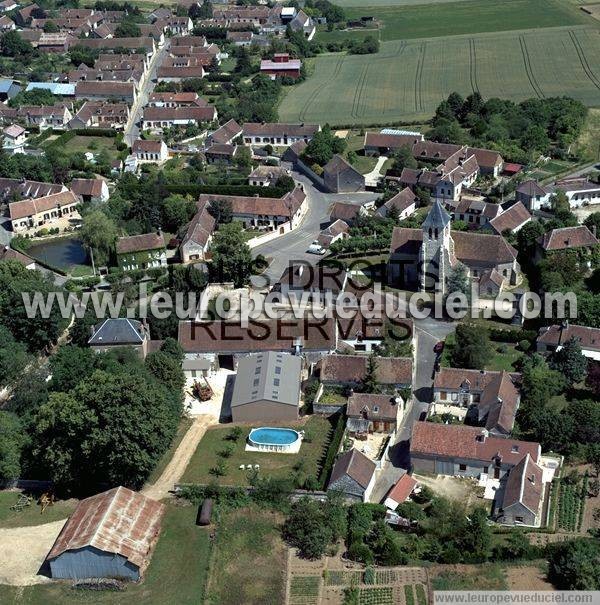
[132,139,169,164]
[2,123,26,154]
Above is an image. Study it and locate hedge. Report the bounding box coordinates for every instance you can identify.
[318,412,346,489]
[71,128,117,138]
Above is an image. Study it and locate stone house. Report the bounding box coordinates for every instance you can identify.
[115,231,167,271]
[346,393,403,435]
[327,448,376,502]
[323,155,365,193]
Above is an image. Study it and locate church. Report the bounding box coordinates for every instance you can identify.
[387,201,520,295]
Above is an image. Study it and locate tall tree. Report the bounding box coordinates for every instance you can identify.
[79,210,118,266]
[550,336,588,386]
[0,411,26,483]
[451,324,493,369]
[209,222,253,287]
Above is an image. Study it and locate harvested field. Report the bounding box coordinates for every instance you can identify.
[280,26,600,125]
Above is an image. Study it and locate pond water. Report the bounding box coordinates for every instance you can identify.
[27,238,90,272]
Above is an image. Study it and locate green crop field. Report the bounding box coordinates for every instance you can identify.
[333,0,590,41]
[279,26,600,125]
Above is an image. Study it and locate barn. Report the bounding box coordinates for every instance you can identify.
[46,486,165,581]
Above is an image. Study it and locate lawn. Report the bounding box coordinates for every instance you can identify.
[180,416,333,486]
[344,131,379,174]
[431,563,508,590]
[0,491,77,529]
[574,107,600,163]
[486,343,523,372]
[280,26,600,125]
[0,504,211,605]
[205,507,285,605]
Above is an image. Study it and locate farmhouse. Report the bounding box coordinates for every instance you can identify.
[248,165,288,187]
[196,186,307,232]
[260,53,302,79]
[318,355,412,389]
[132,139,169,164]
[489,202,531,235]
[46,486,164,581]
[242,122,320,145]
[177,317,336,366]
[116,231,167,271]
[179,199,216,263]
[330,200,367,224]
[289,9,315,40]
[0,178,64,202]
[328,448,376,502]
[75,81,137,104]
[207,118,243,146]
[376,188,418,220]
[495,452,545,527]
[433,367,521,436]
[0,245,35,269]
[515,180,552,211]
[388,201,519,293]
[536,323,600,360]
[70,178,109,203]
[142,105,217,130]
[317,219,349,249]
[554,177,600,208]
[230,351,301,422]
[346,393,403,435]
[323,154,365,193]
[410,422,541,480]
[88,318,150,358]
[364,132,423,156]
[68,101,129,129]
[148,92,207,108]
[536,225,598,261]
[9,190,79,233]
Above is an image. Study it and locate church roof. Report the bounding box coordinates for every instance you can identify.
[422,200,451,229]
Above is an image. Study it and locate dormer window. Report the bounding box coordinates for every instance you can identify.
[511,445,519,453]
[373,406,379,413]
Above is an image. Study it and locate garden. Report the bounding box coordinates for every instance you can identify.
[180,416,334,487]
[558,473,588,532]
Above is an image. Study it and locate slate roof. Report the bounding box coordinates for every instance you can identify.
[489,202,531,235]
[116,232,165,254]
[329,448,376,490]
[501,453,543,514]
[231,351,301,407]
[46,486,164,571]
[323,154,361,178]
[410,422,540,465]
[422,200,451,229]
[88,318,147,345]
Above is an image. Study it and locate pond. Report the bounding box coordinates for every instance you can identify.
[27,237,90,273]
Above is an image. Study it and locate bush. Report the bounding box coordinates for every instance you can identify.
[318,413,345,489]
[348,542,374,564]
[519,339,531,352]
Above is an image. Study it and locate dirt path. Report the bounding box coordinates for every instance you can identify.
[142,414,216,500]
[0,519,66,586]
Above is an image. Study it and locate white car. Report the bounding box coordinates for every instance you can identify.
[307,241,326,255]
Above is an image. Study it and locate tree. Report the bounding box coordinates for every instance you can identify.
[361,353,379,393]
[392,145,417,172]
[527,406,574,451]
[428,118,466,145]
[445,263,471,307]
[32,367,181,492]
[548,538,600,590]
[208,198,233,225]
[519,354,566,412]
[49,345,97,393]
[501,529,532,560]
[283,497,332,559]
[161,194,196,233]
[0,31,34,58]
[521,125,550,154]
[584,212,600,236]
[115,19,141,37]
[145,351,185,395]
[302,125,346,166]
[8,88,57,109]
[0,326,32,388]
[210,222,253,287]
[0,411,26,483]
[160,337,184,361]
[43,20,59,33]
[235,146,252,172]
[79,210,118,266]
[451,324,493,369]
[550,336,588,385]
[586,360,600,396]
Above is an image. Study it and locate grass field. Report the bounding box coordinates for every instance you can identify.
[205,507,285,605]
[0,504,211,605]
[335,0,589,42]
[280,26,600,125]
[180,416,333,486]
[0,492,77,529]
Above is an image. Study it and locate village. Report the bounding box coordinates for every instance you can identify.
[0,0,599,604]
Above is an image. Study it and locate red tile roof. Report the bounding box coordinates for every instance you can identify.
[537,323,600,351]
[329,448,376,489]
[116,232,165,254]
[70,178,105,198]
[47,486,164,571]
[539,226,598,251]
[386,473,417,506]
[501,453,543,514]
[9,190,78,220]
[410,422,540,465]
[319,354,412,386]
[489,202,531,235]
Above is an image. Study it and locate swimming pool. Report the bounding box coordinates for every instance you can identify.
[247,427,302,452]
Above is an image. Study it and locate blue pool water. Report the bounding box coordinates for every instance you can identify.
[249,427,300,446]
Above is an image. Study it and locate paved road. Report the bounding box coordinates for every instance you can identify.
[250,169,379,289]
[124,40,171,147]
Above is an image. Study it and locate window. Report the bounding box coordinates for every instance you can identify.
[439,391,447,400]
[451,393,458,401]
[459,464,467,471]
[483,466,489,473]
[511,445,519,453]
[253,378,259,387]
[515,516,524,523]
[275,366,281,374]
[273,378,280,386]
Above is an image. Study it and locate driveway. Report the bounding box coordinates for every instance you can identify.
[364,155,388,187]
[250,169,378,288]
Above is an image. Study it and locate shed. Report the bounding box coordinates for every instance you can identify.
[46,486,165,581]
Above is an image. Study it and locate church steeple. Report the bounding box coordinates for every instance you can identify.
[422,200,451,231]
[420,200,453,292]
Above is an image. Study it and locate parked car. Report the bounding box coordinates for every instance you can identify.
[433,341,444,354]
[307,241,326,255]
